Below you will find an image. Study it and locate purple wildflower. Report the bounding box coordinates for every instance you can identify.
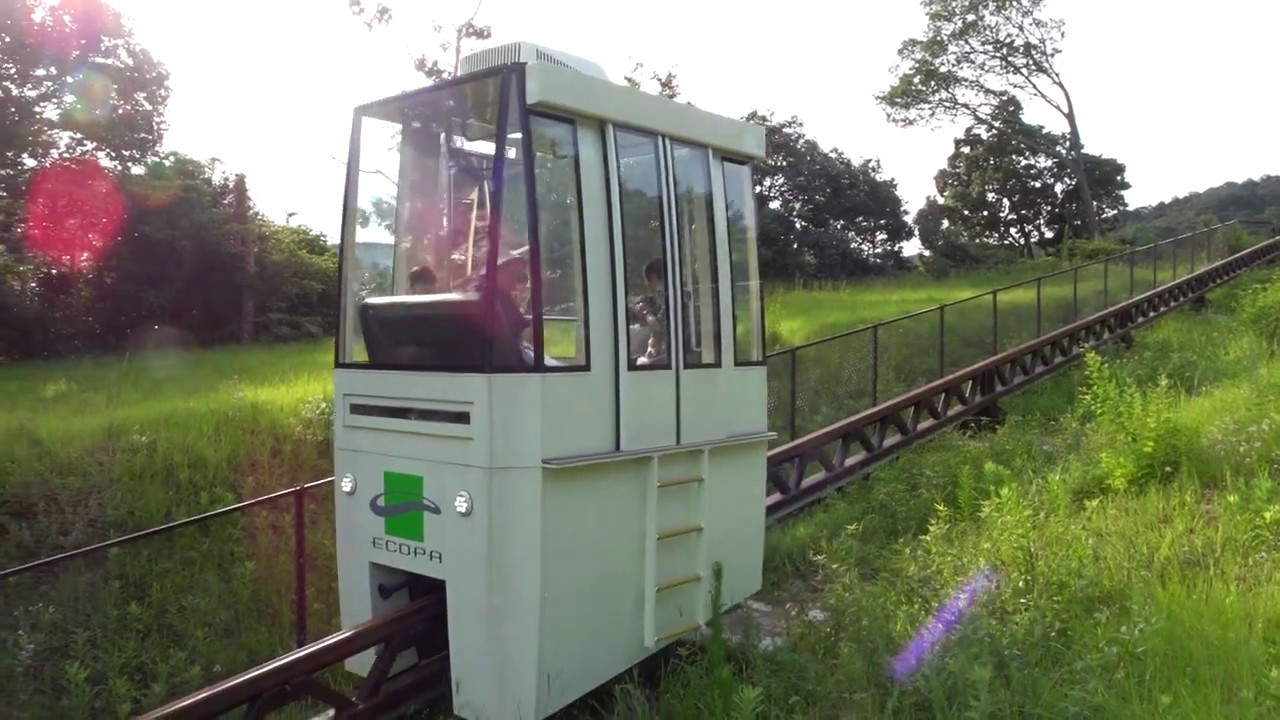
[889,566,1000,683]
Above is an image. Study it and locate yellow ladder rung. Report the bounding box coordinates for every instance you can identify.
[655,621,703,643]
[656,523,703,541]
[656,573,702,592]
[657,476,703,489]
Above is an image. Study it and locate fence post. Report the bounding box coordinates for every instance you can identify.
[1153,244,1158,287]
[1035,278,1042,336]
[990,292,998,354]
[1129,248,1135,298]
[783,348,793,440]
[1073,267,1079,321]
[294,486,308,649]
[938,305,946,378]
[1103,261,1109,307]
[871,324,880,406]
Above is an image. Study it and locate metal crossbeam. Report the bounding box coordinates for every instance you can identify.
[764,235,1280,521]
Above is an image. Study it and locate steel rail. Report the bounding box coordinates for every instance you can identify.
[137,594,449,719]
[763,234,1280,521]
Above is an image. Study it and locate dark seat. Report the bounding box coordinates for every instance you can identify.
[359,293,487,369]
[358,290,529,370]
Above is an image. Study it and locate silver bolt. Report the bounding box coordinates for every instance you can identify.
[454,490,473,517]
[339,473,357,495]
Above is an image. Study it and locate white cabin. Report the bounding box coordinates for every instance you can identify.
[331,41,771,720]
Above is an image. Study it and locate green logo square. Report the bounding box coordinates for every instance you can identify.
[368,471,441,542]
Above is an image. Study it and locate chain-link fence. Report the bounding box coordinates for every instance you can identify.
[766,221,1275,444]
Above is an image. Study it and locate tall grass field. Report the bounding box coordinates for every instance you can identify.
[636,267,1280,718]
[3,256,1279,717]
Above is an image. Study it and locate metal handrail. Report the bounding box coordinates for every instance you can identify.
[0,477,334,582]
[769,219,1272,356]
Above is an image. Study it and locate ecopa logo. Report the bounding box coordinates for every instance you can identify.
[368,471,441,543]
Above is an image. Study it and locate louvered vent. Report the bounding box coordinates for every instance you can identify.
[458,41,609,81]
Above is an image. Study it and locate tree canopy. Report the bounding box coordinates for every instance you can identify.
[748,112,914,279]
[878,0,1107,239]
[0,2,339,361]
[918,98,1129,262]
[0,0,170,177]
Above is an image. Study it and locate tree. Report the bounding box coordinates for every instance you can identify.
[1,0,170,259]
[622,60,681,100]
[348,0,492,82]
[925,98,1129,258]
[232,174,254,343]
[93,153,243,349]
[747,111,914,279]
[877,0,1105,239]
[254,222,341,340]
[0,0,170,179]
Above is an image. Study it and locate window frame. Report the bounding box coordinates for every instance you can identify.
[612,125,674,372]
[526,108,592,373]
[720,157,768,367]
[666,139,723,370]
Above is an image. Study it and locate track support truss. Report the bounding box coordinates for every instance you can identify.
[138,595,449,719]
[764,236,1280,522]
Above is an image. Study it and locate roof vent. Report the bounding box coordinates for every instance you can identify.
[458,41,609,81]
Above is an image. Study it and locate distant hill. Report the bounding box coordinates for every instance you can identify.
[1117,175,1280,243]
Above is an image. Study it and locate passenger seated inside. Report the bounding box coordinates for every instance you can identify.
[408,264,437,294]
[463,248,531,368]
[629,257,668,366]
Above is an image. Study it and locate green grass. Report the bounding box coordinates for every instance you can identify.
[621,269,1280,718]
[763,260,1066,348]
[1,341,343,717]
[0,245,1271,717]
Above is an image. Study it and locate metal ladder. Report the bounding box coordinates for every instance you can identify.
[642,450,710,648]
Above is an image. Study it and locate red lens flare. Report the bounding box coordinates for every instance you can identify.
[25,157,126,273]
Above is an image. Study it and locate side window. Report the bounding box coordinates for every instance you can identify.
[722,160,765,364]
[530,114,588,368]
[614,128,670,369]
[669,141,720,367]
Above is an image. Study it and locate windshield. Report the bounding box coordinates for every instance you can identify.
[338,69,531,370]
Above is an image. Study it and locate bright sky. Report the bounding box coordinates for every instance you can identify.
[107,0,1278,253]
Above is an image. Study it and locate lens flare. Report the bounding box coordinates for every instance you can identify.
[25,157,125,273]
[64,67,116,131]
[889,566,1000,683]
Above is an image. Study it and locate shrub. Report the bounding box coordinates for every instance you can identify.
[1077,350,1192,495]
[1236,272,1280,354]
